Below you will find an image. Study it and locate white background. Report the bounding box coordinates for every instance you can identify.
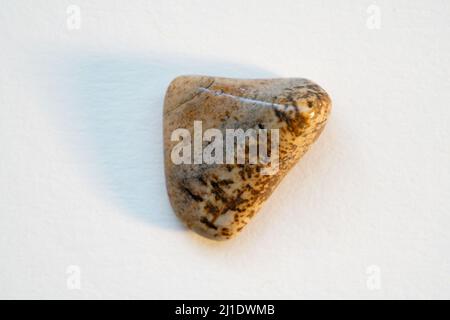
[1,0,449,299]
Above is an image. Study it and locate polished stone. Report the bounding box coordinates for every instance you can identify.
[163,76,331,240]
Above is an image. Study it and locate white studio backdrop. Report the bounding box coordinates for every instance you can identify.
[0,0,449,299]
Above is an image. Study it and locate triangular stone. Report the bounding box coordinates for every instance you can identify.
[163,76,331,240]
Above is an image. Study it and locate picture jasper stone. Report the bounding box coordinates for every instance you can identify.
[163,76,331,240]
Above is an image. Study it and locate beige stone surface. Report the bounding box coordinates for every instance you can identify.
[163,76,331,240]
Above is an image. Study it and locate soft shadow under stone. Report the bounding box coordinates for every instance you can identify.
[57,52,276,231]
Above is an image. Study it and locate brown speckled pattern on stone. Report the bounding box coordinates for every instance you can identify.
[163,76,331,240]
